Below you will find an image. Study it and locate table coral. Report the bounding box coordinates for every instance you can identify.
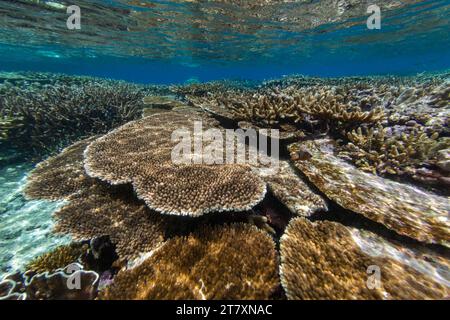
[84,110,267,216]
[288,138,450,247]
[99,223,279,300]
[23,136,167,262]
[280,217,449,300]
[25,243,88,274]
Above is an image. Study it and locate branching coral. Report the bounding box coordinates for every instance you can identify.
[25,243,88,274]
[339,125,449,179]
[23,135,167,262]
[289,138,450,247]
[0,75,155,158]
[280,218,449,300]
[84,110,267,216]
[99,223,279,300]
[189,82,385,137]
[24,137,98,200]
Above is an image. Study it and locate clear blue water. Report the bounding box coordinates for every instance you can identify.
[0,0,449,298]
[0,0,449,83]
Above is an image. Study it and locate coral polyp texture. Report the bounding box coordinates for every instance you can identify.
[23,136,166,262]
[99,224,279,300]
[23,137,98,200]
[288,139,450,247]
[0,73,162,158]
[280,218,449,300]
[253,160,327,217]
[53,183,166,261]
[25,243,87,274]
[84,110,267,216]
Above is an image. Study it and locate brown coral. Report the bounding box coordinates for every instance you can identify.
[23,136,167,261]
[339,124,449,180]
[84,110,267,216]
[24,137,98,200]
[280,218,449,300]
[99,223,279,300]
[288,139,450,247]
[25,264,99,300]
[25,243,88,274]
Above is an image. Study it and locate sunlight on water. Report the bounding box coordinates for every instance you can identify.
[0,0,449,81]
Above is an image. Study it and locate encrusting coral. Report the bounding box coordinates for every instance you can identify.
[99,223,279,300]
[288,138,450,247]
[84,109,267,217]
[25,243,88,274]
[280,218,449,300]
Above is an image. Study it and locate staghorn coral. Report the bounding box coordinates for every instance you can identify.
[280,218,449,300]
[24,137,98,200]
[25,243,88,274]
[99,223,279,300]
[339,125,449,177]
[0,74,157,158]
[84,109,267,217]
[289,138,450,247]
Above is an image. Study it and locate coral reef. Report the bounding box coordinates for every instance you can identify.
[0,73,159,158]
[24,137,98,200]
[0,263,99,300]
[25,243,88,274]
[253,160,327,217]
[288,139,450,247]
[280,218,449,300]
[84,110,266,216]
[189,83,385,134]
[53,183,166,261]
[99,223,279,300]
[23,136,166,262]
[338,125,450,188]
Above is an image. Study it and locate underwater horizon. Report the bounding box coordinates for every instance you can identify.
[0,0,449,302]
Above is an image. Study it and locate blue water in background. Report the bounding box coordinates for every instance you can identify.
[0,0,449,83]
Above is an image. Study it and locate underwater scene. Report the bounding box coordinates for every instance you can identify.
[0,0,449,301]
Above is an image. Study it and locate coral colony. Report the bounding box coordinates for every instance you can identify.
[0,70,448,300]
